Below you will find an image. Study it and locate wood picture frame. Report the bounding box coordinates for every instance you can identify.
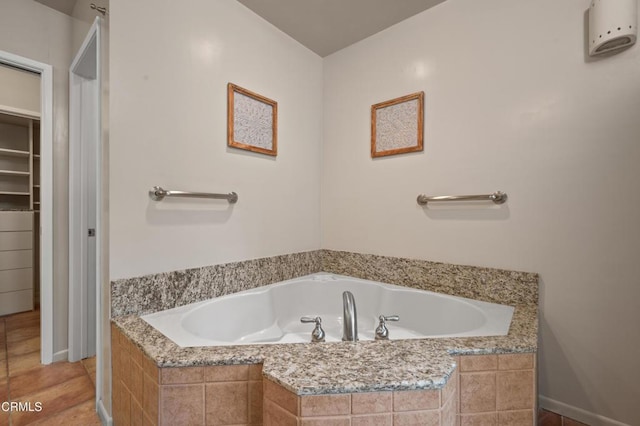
[227,83,278,156]
[371,92,424,158]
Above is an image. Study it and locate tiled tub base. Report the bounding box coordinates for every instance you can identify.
[457,353,536,425]
[112,326,536,425]
[112,325,263,425]
[263,377,457,426]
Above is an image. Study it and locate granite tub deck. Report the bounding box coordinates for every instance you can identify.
[112,304,536,396]
[112,308,537,425]
[111,253,538,424]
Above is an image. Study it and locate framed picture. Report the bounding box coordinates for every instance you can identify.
[371,92,424,158]
[227,83,278,156]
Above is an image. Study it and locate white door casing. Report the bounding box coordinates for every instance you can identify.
[0,49,54,365]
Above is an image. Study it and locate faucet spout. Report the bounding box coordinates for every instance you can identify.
[342,291,358,341]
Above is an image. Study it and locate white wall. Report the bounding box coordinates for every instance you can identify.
[0,0,76,357]
[109,0,323,279]
[322,0,640,424]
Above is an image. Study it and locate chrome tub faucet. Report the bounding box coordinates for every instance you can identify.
[342,291,358,341]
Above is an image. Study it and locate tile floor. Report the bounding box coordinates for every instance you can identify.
[539,408,589,425]
[0,309,101,425]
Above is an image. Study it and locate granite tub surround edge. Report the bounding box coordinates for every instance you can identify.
[321,249,539,306]
[110,250,323,317]
[111,249,539,317]
[111,301,536,396]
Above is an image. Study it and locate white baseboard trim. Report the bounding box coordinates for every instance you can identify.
[97,399,112,426]
[539,396,631,426]
[52,349,68,362]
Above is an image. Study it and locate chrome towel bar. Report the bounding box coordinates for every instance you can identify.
[149,186,238,203]
[417,191,507,206]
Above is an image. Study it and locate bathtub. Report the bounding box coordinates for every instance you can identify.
[141,273,514,347]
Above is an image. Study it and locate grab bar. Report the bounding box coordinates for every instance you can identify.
[417,191,507,205]
[149,186,238,203]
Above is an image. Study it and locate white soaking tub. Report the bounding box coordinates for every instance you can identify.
[141,273,514,347]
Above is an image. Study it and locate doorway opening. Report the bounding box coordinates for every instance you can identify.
[0,50,54,365]
[68,16,106,420]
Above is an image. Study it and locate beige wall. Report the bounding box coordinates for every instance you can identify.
[0,64,41,114]
[322,0,640,424]
[72,0,107,24]
[110,0,322,416]
[110,0,639,423]
[71,0,109,53]
[0,0,75,357]
[109,0,323,280]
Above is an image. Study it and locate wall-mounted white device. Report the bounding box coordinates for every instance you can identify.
[589,0,637,56]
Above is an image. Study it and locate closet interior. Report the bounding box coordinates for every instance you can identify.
[0,64,41,316]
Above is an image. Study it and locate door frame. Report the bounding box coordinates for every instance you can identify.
[68,15,103,407]
[0,50,54,364]
[68,17,101,363]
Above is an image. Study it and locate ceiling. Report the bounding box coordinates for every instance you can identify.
[238,0,447,57]
[33,0,447,57]
[34,0,77,16]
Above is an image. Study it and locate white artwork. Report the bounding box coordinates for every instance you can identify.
[228,83,278,156]
[375,99,420,152]
[371,92,424,158]
[233,92,273,151]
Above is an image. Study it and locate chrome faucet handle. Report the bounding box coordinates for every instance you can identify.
[375,315,399,340]
[300,316,325,343]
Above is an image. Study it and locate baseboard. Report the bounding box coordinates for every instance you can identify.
[97,399,112,426]
[52,349,68,362]
[539,396,631,426]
